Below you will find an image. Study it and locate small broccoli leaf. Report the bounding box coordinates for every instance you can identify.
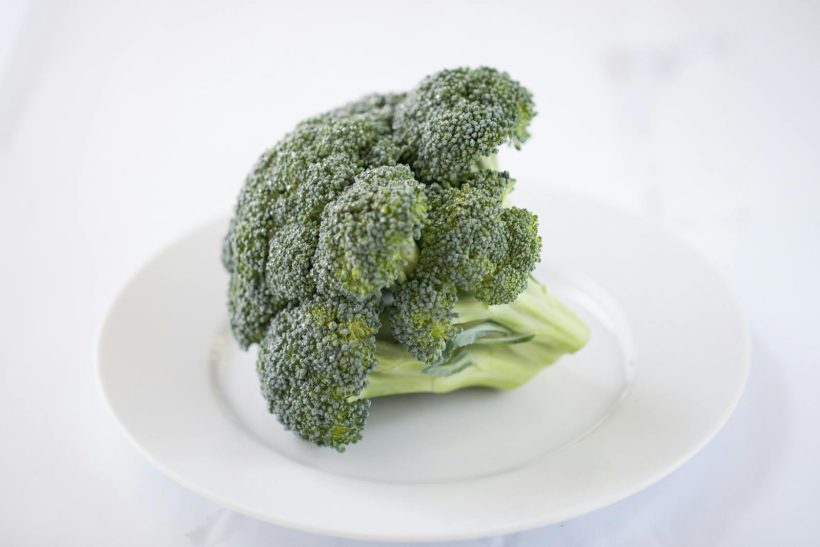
[452,319,534,346]
[428,319,533,370]
[450,319,512,347]
[423,348,473,377]
[473,332,535,345]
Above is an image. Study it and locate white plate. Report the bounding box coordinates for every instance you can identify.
[97,193,749,542]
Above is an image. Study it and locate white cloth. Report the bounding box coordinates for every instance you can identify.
[1,1,818,545]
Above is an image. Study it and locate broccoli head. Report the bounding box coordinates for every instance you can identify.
[394,66,535,183]
[222,67,588,450]
[312,165,427,299]
[257,295,380,447]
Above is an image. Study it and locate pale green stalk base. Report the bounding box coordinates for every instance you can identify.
[359,278,589,399]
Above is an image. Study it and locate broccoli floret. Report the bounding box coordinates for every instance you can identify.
[223,66,587,451]
[312,165,427,298]
[460,168,515,199]
[417,177,512,293]
[257,296,380,448]
[222,149,282,348]
[394,67,535,183]
[475,207,542,304]
[265,221,318,301]
[388,276,459,364]
[223,96,404,348]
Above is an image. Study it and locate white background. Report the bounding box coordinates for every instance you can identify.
[1,0,818,545]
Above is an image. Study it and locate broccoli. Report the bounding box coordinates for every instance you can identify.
[223,67,589,450]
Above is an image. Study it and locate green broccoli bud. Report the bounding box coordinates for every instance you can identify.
[474,207,542,304]
[265,221,318,301]
[461,168,515,199]
[417,181,508,291]
[387,276,459,364]
[257,295,380,450]
[223,148,282,348]
[222,96,406,347]
[394,67,535,183]
[313,165,427,298]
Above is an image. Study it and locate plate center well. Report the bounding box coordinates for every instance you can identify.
[212,270,634,484]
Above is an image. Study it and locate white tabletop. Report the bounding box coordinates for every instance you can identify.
[1,1,818,545]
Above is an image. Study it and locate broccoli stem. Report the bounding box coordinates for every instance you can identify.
[475,153,499,171]
[397,241,420,282]
[358,278,588,399]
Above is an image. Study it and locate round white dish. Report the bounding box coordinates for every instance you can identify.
[97,193,749,542]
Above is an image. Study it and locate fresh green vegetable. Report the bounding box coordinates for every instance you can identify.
[222,67,589,450]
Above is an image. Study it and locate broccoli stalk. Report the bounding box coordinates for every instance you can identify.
[360,277,588,398]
